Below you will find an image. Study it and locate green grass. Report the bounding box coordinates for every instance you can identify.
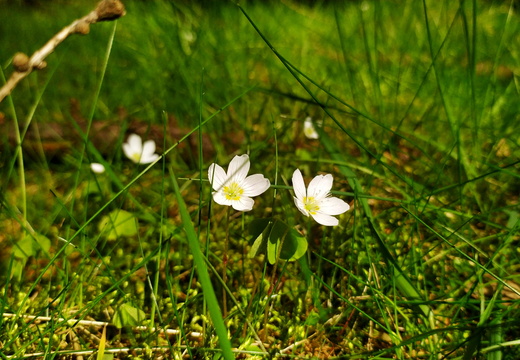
[1,0,520,359]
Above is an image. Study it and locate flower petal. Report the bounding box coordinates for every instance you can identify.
[127,134,142,151]
[227,154,250,182]
[241,174,270,197]
[292,169,307,200]
[311,212,339,226]
[208,163,228,191]
[212,190,234,207]
[90,163,105,173]
[232,196,254,212]
[319,197,350,216]
[122,143,137,162]
[139,153,159,164]
[142,140,157,157]
[294,196,309,217]
[308,174,333,200]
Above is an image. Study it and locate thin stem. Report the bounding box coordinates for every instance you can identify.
[222,206,231,318]
[262,223,288,342]
[0,68,27,230]
[14,116,26,228]
[149,113,169,329]
[261,264,276,342]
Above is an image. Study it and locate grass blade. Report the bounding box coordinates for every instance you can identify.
[169,168,235,360]
[96,325,107,360]
[319,130,433,320]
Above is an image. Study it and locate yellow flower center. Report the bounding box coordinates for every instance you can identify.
[223,182,244,201]
[304,126,316,138]
[131,152,141,163]
[303,196,320,215]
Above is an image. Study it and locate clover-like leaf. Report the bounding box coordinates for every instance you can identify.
[248,218,272,259]
[99,210,138,240]
[280,228,308,262]
[249,219,308,264]
[14,233,51,260]
[113,302,145,328]
[267,220,290,265]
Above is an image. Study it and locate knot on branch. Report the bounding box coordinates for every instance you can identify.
[13,53,30,72]
[95,0,126,22]
[74,20,91,35]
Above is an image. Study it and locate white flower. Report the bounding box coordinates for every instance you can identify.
[208,154,270,212]
[122,134,160,164]
[292,169,350,226]
[303,117,322,139]
[90,163,105,174]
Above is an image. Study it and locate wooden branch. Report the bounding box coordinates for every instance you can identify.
[0,0,126,103]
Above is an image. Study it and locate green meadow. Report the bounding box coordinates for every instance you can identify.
[1,0,519,358]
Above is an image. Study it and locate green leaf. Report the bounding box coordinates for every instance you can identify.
[250,219,309,264]
[35,233,51,255]
[14,233,51,260]
[113,302,145,328]
[267,220,289,264]
[248,218,272,258]
[280,228,308,262]
[99,210,138,240]
[13,236,35,259]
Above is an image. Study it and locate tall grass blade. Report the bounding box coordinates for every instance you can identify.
[169,169,235,360]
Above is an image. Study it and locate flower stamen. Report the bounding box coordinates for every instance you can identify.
[223,182,244,201]
[303,196,320,215]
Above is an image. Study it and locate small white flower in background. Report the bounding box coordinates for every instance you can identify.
[90,163,105,174]
[292,169,350,226]
[208,154,270,212]
[122,133,159,164]
[303,117,322,139]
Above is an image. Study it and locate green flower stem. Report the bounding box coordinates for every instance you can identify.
[222,206,231,318]
[262,221,288,342]
[14,118,26,227]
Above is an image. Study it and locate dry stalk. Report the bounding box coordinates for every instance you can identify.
[2,312,203,339]
[0,0,126,103]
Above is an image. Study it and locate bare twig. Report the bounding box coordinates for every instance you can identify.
[1,312,203,339]
[3,347,269,360]
[0,0,126,103]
